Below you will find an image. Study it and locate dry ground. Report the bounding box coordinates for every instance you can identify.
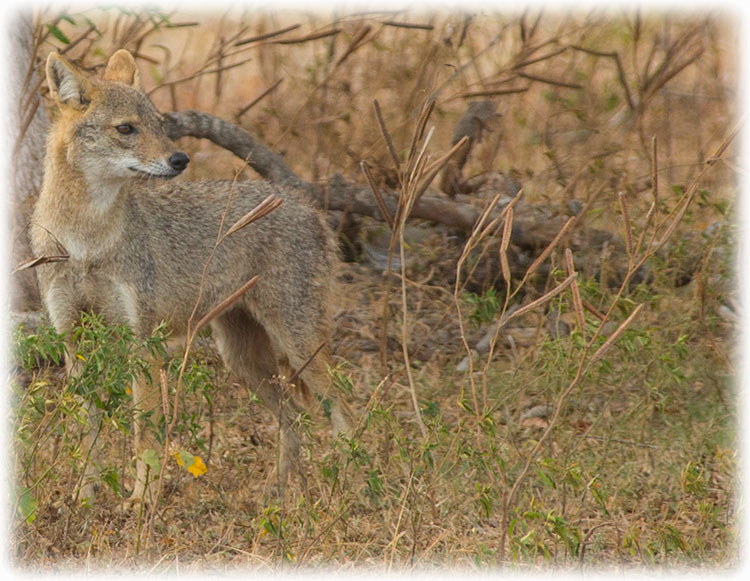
[9,6,741,574]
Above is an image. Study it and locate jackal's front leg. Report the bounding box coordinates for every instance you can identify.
[75,363,104,503]
[44,285,104,502]
[59,334,103,504]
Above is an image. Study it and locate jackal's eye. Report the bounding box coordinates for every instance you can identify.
[115,123,136,135]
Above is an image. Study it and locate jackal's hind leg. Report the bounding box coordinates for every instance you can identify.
[211,308,303,494]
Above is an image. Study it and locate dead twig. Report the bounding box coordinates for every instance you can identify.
[235,77,284,120]
[382,21,433,31]
[234,24,302,46]
[515,70,582,89]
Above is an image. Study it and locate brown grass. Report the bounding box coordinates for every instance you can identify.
[10,6,740,574]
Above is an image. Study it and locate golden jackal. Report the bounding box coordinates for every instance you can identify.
[31,49,350,504]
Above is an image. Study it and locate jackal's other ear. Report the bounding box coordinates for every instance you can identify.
[103,49,141,89]
[46,52,92,109]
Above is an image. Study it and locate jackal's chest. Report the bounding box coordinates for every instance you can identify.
[42,262,144,335]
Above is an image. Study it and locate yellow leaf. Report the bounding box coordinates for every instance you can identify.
[173,450,206,477]
[76,354,86,361]
[188,455,207,478]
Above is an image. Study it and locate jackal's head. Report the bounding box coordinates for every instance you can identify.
[45,50,189,183]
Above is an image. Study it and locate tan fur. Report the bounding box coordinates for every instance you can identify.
[32,50,351,504]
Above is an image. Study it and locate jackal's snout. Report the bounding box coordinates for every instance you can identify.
[168,151,190,173]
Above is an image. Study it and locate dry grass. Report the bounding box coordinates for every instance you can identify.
[9,6,740,574]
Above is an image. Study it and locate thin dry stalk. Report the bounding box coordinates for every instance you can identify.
[618,192,633,259]
[159,369,169,417]
[405,126,435,195]
[513,45,570,69]
[455,188,523,284]
[453,86,529,100]
[271,22,379,147]
[234,23,302,46]
[398,222,427,440]
[640,33,704,106]
[335,25,371,67]
[458,175,601,431]
[453,192,505,295]
[360,161,395,229]
[382,20,434,31]
[149,56,258,97]
[405,99,436,177]
[14,223,70,273]
[504,273,578,324]
[499,206,514,287]
[651,135,659,206]
[236,77,284,120]
[590,303,644,365]
[519,216,576,286]
[220,194,284,242]
[373,99,402,174]
[412,136,469,203]
[632,137,660,259]
[633,201,657,259]
[582,300,607,321]
[194,275,260,334]
[274,28,341,45]
[565,248,586,338]
[13,253,69,273]
[288,341,327,384]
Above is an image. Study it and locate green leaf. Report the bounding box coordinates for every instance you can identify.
[47,24,71,45]
[141,449,160,472]
[101,467,122,497]
[177,450,194,467]
[18,488,38,524]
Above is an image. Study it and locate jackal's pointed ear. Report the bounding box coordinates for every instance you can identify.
[103,49,141,89]
[46,52,92,109]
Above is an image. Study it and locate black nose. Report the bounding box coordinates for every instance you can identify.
[168,152,190,172]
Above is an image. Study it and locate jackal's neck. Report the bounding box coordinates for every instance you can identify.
[35,126,128,261]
